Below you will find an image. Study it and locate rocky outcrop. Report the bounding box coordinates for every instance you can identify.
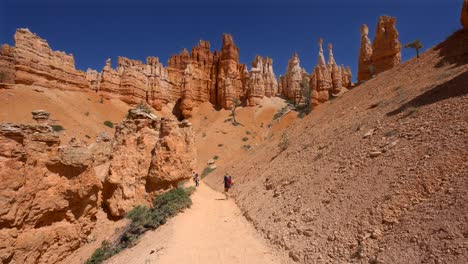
[341,65,353,88]
[247,56,278,106]
[0,44,15,84]
[215,34,248,109]
[462,0,468,30]
[103,108,195,217]
[371,16,401,75]
[0,107,195,262]
[357,24,373,83]
[327,44,343,95]
[13,28,89,91]
[282,52,305,104]
[310,39,332,107]
[0,123,107,263]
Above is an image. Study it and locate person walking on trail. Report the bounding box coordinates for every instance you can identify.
[194,172,200,187]
[223,173,233,199]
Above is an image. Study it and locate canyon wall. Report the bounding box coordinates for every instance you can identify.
[358,16,401,83]
[13,29,89,91]
[0,107,195,263]
[0,44,15,84]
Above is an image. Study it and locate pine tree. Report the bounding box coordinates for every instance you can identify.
[404,40,423,58]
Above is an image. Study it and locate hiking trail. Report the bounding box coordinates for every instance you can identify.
[106,182,287,264]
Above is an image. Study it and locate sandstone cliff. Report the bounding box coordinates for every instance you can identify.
[13,29,89,91]
[310,38,332,108]
[282,52,305,104]
[103,108,195,217]
[215,34,247,109]
[247,55,278,106]
[0,107,195,262]
[0,44,15,84]
[371,16,401,75]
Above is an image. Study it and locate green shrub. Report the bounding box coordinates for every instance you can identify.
[201,166,216,179]
[213,155,219,160]
[103,121,114,128]
[86,188,193,263]
[245,131,251,135]
[51,125,65,132]
[242,137,249,142]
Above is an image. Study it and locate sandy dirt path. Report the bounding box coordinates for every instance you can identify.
[106,182,287,264]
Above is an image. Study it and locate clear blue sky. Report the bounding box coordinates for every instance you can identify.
[0,0,463,82]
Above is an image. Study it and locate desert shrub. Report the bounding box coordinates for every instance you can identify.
[85,134,91,139]
[241,144,251,150]
[202,132,207,137]
[217,144,224,147]
[242,137,249,142]
[213,155,219,160]
[278,132,289,152]
[273,106,289,121]
[245,130,251,135]
[51,125,65,132]
[103,121,114,128]
[201,166,216,179]
[86,188,193,264]
[85,111,90,116]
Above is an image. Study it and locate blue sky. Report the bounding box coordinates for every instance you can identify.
[0,0,463,82]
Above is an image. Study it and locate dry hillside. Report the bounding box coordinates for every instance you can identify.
[205,30,468,263]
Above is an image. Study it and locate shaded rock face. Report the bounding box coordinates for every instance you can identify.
[13,29,89,91]
[0,44,15,84]
[247,55,278,106]
[103,109,195,217]
[0,123,106,263]
[0,108,195,262]
[358,24,374,83]
[371,16,401,75]
[462,0,468,30]
[282,52,305,104]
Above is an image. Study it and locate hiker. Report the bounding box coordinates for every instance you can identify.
[194,172,200,187]
[223,173,233,199]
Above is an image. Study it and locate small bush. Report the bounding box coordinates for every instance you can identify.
[242,137,249,142]
[213,155,219,160]
[103,121,114,128]
[273,106,289,121]
[51,125,65,132]
[85,111,90,116]
[217,144,224,147]
[86,188,193,264]
[201,166,216,179]
[85,134,91,139]
[202,132,207,138]
[245,131,251,135]
[241,144,251,150]
[135,102,152,114]
[278,132,289,152]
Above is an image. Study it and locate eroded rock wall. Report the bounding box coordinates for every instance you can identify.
[247,55,278,106]
[13,28,89,91]
[371,16,401,75]
[358,24,373,83]
[282,52,305,104]
[103,109,195,217]
[0,44,15,84]
[0,107,195,262]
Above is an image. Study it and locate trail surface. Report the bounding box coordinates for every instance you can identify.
[107,182,286,264]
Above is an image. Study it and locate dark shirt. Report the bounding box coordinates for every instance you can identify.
[224,175,231,188]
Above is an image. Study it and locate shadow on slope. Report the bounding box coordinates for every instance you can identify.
[387,71,468,116]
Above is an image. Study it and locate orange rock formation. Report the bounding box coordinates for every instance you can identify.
[247,55,278,106]
[0,107,195,262]
[281,52,305,104]
[357,24,373,83]
[371,16,401,75]
[310,38,332,107]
